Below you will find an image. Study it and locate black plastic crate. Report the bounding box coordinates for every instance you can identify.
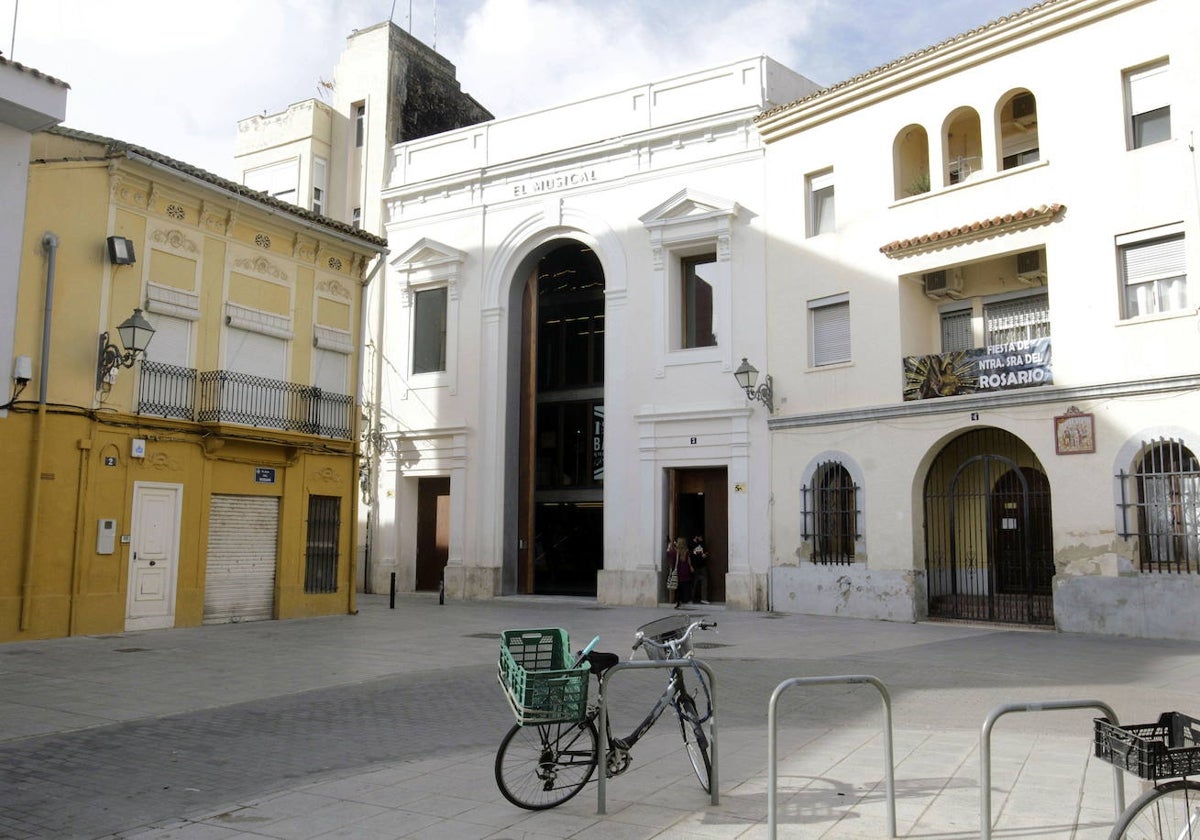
[1095,712,1200,780]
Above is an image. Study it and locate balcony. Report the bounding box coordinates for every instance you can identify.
[138,361,353,439]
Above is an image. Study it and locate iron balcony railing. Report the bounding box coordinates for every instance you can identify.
[137,361,353,439]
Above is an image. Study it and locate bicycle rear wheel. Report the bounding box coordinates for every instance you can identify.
[494,719,599,810]
[1109,779,1200,840]
[675,693,712,793]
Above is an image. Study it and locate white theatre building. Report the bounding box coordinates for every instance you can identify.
[376,59,819,608]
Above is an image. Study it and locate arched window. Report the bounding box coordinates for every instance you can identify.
[998,90,1039,170]
[1129,438,1200,573]
[803,461,858,564]
[943,107,982,186]
[894,124,930,199]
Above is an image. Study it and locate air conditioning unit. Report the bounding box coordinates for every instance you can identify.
[923,268,964,298]
[1016,250,1047,285]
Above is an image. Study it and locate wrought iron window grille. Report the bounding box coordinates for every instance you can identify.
[800,461,861,565]
[1116,437,1200,574]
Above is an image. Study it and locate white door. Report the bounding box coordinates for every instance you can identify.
[126,482,183,631]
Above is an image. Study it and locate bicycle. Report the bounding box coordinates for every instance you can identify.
[1095,711,1200,839]
[494,614,717,810]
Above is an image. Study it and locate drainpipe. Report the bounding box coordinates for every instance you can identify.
[367,254,386,594]
[354,254,386,605]
[21,232,57,631]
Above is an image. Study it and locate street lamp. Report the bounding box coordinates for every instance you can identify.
[96,308,155,390]
[733,357,774,413]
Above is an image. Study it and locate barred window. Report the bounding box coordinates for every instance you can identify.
[304,495,340,593]
[1118,438,1200,573]
[802,461,859,564]
[984,293,1049,347]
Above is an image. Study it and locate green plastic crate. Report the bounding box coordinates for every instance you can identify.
[497,628,590,725]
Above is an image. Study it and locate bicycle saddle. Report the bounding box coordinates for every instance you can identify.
[585,651,620,674]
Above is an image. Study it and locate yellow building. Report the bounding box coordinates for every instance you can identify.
[1,127,386,642]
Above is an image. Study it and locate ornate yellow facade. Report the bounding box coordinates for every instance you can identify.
[0,128,386,641]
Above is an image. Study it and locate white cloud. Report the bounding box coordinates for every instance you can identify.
[2,0,1030,177]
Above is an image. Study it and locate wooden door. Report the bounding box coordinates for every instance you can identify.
[415,477,451,591]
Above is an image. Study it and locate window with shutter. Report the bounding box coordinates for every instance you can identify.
[1117,226,1186,318]
[1125,60,1171,149]
[810,294,850,367]
[940,308,973,352]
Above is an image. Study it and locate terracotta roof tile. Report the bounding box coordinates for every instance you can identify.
[43,125,386,249]
[756,0,1056,124]
[0,55,70,89]
[880,203,1065,257]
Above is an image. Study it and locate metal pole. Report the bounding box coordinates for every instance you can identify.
[597,658,718,814]
[980,699,1123,840]
[389,572,395,609]
[767,675,895,839]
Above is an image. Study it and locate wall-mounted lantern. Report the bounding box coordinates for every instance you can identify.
[733,357,774,413]
[96,308,155,390]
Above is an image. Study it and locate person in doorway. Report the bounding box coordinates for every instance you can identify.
[690,535,710,604]
[672,536,693,608]
[664,538,679,604]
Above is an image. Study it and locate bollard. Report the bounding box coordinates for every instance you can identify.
[389,572,396,609]
[439,578,445,605]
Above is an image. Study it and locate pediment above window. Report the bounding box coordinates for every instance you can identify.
[391,238,466,273]
[391,237,465,299]
[640,189,740,266]
[639,188,740,231]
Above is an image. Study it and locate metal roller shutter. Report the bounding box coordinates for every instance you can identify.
[203,495,278,624]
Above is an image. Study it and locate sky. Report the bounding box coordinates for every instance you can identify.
[4,0,1030,179]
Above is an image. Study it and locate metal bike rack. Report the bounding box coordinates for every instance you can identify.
[767,675,896,839]
[980,699,1124,840]
[596,658,719,814]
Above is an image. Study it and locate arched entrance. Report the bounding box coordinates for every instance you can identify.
[923,428,1054,625]
[516,241,605,595]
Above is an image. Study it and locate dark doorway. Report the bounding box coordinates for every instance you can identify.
[517,242,605,595]
[669,467,728,603]
[415,477,450,591]
[924,428,1054,625]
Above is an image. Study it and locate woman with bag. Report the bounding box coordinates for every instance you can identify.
[671,536,693,608]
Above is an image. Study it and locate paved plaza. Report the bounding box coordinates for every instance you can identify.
[2,593,1197,839]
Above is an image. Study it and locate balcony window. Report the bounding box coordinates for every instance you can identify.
[944,107,983,185]
[894,125,930,199]
[940,307,973,353]
[999,91,1039,170]
[984,293,1049,348]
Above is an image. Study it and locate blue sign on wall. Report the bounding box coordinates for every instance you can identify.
[254,467,277,484]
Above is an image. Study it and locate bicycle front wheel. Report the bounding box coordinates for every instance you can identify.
[676,693,712,793]
[1110,779,1200,840]
[494,719,599,810]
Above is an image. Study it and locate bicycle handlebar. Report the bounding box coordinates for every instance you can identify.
[631,619,717,653]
